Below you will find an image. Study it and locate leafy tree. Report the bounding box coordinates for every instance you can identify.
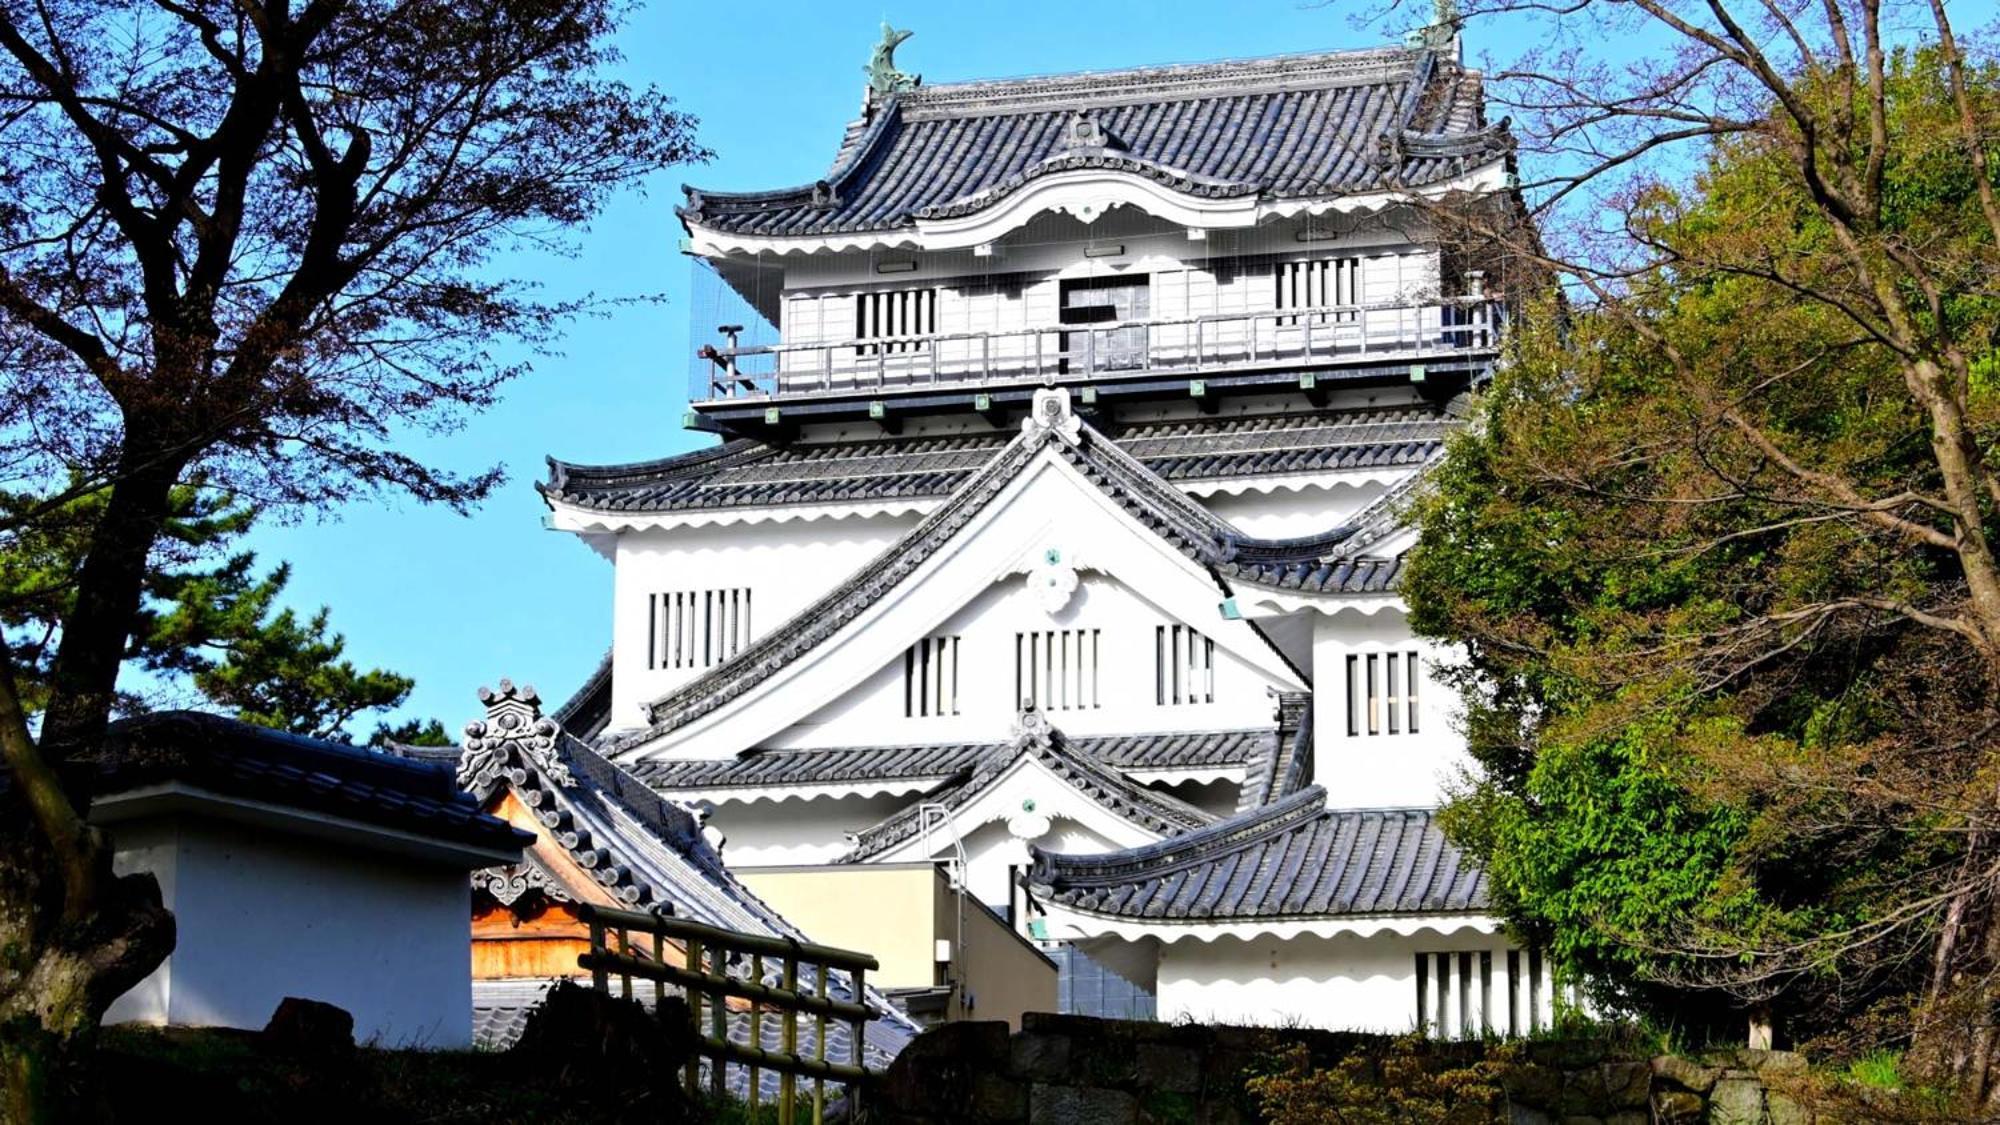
[2,484,422,742]
[368,718,451,749]
[0,0,704,1117]
[1397,4,2000,1100]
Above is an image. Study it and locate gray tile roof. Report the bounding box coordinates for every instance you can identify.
[1029,787,1488,921]
[680,45,1508,238]
[631,728,1270,792]
[457,683,922,1067]
[846,713,1216,861]
[86,711,532,858]
[543,404,1449,515]
[1236,694,1313,814]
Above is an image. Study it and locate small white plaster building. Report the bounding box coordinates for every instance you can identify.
[526,21,1550,1036]
[91,710,530,1047]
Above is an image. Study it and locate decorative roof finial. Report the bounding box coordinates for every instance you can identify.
[1422,0,1463,54]
[863,22,920,98]
[457,678,574,793]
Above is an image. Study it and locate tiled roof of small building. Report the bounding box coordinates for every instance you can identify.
[1029,787,1488,921]
[459,682,921,1072]
[543,404,1450,515]
[86,710,531,857]
[680,44,1507,238]
[845,714,1216,861]
[631,727,1269,791]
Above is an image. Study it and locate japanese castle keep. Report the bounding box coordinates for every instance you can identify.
[487,20,1557,1039]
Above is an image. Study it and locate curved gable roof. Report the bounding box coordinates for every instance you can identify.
[1029,787,1487,922]
[680,44,1507,240]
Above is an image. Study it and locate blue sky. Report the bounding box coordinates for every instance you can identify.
[240,0,1589,736]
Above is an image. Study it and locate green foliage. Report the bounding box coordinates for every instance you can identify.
[1404,46,2000,1044]
[1245,1039,1516,1125]
[1847,1050,1904,1091]
[0,481,426,743]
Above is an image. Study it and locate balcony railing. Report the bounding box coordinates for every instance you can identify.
[694,297,1503,404]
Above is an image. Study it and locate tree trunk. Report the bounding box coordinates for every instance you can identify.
[0,807,174,1124]
[35,450,182,760]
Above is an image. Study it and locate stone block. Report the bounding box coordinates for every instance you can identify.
[1709,1076,1767,1125]
[262,997,354,1056]
[1559,1069,1607,1117]
[1137,1089,1199,1125]
[1073,1038,1140,1085]
[1135,1044,1202,1095]
[1766,1090,1809,1125]
[1651,1054,1721,1093]
[1508,1107,1556,1125]
[971,1073,1028,1123]
[1651,1089,1705,1124]
[1011,1032,1073,1082]
[1503,1062,1564,1108]
[1031,1083,1139,1125]
[1600,1061,1651,1109]
[1603,1113,1647,1125]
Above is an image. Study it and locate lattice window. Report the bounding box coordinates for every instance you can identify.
[1345,650,1420,736]
[1275,256,1361,324]
[1416,947,1556,1039]
[1015,629,1101,712]
[855,288,937,355]
[1155,624,1216,706]
[904,635,961,718]
[648,588,752,671]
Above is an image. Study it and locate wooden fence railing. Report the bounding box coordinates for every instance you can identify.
[574,903,881,1124]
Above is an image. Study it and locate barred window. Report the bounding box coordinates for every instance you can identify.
[648,588,752,670]
[1156,625,1216,705]
[1015,629,1101,711]
[1416,947,1556,1039]
[904,635,961,718]
[1275,256,1361,324]
[1345,651,1420,736]
[855,288,937,355]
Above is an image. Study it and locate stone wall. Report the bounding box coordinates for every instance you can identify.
[872,1013,1810,1125]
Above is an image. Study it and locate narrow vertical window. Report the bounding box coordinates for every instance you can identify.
[904,636,961,717]
[1366,653,1381,735]
[1386,654,1402,735]
[1017,629,1099,711]
[856,287,938,355]
[653,587,753,670]
[1155,625,1216,706]
[1346,654,1359,736]
[1407,651,1421,734]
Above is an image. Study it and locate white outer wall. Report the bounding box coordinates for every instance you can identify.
[1310,609,1469,808]
[710,793,912,867]
[1155,928,1538,1035]
[104,815,475,1047]
[611,513,918,730]
[769,571,1287,749]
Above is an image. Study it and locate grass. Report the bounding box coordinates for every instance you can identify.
[1844,1049,1903,1091]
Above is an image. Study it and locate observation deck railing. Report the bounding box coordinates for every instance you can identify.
[694,297,1502,404]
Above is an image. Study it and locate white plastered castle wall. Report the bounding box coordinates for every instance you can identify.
[609,513,918,731]
[765,570,1293,750]
[768,208,1444,375]
[1310,607,1470,808]
[1154,925,1536,1034]
[104,814,476,1047]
